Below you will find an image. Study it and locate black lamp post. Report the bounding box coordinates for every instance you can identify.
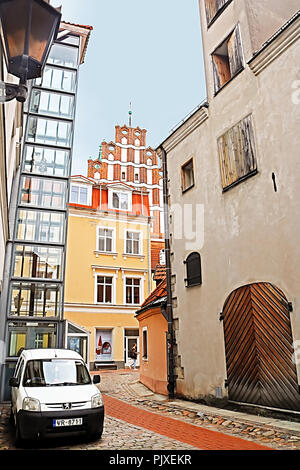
[0,0,61,102]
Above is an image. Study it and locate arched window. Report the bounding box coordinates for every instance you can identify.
[184,252,202,287]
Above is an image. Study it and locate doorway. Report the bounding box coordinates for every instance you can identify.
[222,282,300,411]
[124,329,139,367]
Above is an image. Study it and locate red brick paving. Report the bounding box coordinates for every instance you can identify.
[103,395,272,451]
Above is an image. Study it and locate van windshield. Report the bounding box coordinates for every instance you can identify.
[23,359,92,387]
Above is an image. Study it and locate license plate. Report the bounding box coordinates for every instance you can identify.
[53,418,83,427]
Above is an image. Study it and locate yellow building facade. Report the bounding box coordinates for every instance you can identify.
[64,177,153,369]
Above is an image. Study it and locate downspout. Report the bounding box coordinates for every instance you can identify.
[160,145,176,399]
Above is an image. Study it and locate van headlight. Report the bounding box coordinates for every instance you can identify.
[91,393,103,408]
[23,397,41,412]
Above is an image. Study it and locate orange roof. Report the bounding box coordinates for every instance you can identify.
[138,278,167,312]
[61,21,93,30]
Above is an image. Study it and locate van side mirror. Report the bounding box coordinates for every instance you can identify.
[93,375,101,384]
[9,377,20,388]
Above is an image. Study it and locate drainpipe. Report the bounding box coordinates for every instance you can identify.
[160,146,176,400]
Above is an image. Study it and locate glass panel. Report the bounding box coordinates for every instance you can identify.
[79,187,88,204]
[9,282,61,318]
[23,145,70,177]
[16,209,65,244]
[68,337,87,363]
[112,192,119,208]
[59,35,80,46]
[27,116,72,147]
[120,194,128,210]
[134,286,140,304]
[7,322,57,357]
[126,286,132,304]
[13,245,63,281]
[70,185,79,203]
[20,176,67,210]
[30,90,74,119]
[97,284,104,303]
[106,237,112,252]
[9,332,26,358]
[35,66,77,93]
[133,240,139,254]
[47,43,78,68]
[23,359,90,386]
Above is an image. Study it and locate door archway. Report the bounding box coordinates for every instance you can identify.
[222,282,300,411]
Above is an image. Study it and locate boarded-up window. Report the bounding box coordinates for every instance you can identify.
[218,115,257,190]
[212,25,244,93]
[205,0,230,25]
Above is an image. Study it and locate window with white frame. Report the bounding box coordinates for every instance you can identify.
[97,227,114,252]
[111,191,130,211]
[70,184,91,205]
[96,276,113,303]
[125,231,141,255]
[126,278,141,305]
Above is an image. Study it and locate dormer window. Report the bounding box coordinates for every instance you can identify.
[113,192,128,210]
[70,184,91,205]
[107,188,132,212]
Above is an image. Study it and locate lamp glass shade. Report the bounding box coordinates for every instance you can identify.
[0,0,61,81]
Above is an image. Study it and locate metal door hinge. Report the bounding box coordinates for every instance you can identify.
[288,302,293,312]
[219,312,224,321]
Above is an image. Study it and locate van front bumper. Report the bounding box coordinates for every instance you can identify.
[17,406,104,440]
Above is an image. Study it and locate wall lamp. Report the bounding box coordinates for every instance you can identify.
[0,0,61,103]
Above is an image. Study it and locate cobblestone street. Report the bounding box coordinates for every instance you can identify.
[0,369,300,451]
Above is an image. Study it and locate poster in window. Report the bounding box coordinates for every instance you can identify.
[96,330,112,360]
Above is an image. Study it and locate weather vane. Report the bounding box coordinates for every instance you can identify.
[129,102,132,127]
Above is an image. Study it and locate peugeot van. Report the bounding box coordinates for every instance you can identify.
[9,349,104,445]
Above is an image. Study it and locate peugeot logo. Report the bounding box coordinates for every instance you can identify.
[62,403,72,410]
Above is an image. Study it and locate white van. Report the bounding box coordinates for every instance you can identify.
[9,349,104,445]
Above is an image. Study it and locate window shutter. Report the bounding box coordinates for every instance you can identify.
[186,252,202,287]
[227,25,244,76]
[205,0,218,24]
[205,0,227,24]
[218,115,257,190]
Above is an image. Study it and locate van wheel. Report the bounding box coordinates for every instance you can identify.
[15,418,23,448]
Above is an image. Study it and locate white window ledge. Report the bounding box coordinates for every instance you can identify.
[123,253,145,262]
[94,250,118,259]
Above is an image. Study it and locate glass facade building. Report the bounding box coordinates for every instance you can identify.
[0,25,90,400]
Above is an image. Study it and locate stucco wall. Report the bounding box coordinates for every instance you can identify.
[165,14,300,401]
[138,307,168,395]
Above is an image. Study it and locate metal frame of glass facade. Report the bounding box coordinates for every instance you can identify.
[0,31,81,400]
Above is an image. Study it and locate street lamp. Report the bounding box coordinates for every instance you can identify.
[0,0,61,102]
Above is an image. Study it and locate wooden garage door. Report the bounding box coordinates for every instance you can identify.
[223,283,300,411]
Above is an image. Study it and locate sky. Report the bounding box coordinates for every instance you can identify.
[52,0,207,176]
